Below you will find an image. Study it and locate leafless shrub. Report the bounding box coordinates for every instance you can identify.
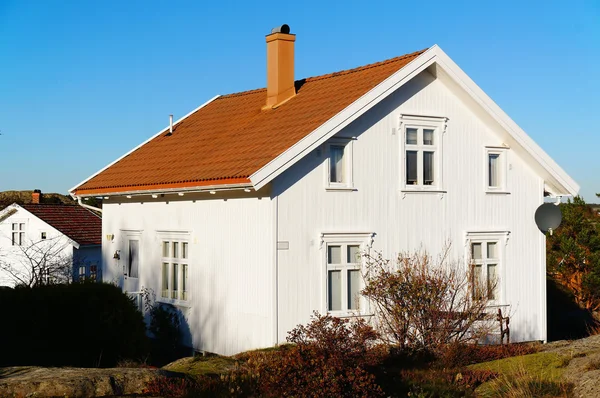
[361,244,496,353]
[0,236,74,286]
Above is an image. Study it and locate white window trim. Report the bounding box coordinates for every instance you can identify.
[399,114,448,195]
[485,146,509,194]
[157,231,191,307]
[10,219,26,246]
[465,231,510,307]
[324,138,355,191]
[320,232,374,316]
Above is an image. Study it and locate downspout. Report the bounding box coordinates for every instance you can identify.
[77,197,103,213]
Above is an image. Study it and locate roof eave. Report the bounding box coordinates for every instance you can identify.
[69,95,221,196]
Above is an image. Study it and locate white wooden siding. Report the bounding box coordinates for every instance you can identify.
[0,208,81,287]
[101,195,274,355]
[273,69,546,343]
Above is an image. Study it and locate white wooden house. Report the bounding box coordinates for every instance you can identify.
[70,25,578,355]
[0,192,102,287]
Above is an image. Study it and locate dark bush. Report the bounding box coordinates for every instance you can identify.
[0,282,148,367]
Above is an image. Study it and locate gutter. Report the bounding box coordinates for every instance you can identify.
[77,197,103,213]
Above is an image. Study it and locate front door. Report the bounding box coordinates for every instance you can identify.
[122,232,141,293]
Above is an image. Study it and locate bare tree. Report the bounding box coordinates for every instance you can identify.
[361,244,497,353]
[0,236,75,287]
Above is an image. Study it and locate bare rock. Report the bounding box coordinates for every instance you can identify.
[0,366,178,397]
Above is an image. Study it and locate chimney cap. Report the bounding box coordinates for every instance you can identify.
[271,24,290,34]
[33,189,42,194]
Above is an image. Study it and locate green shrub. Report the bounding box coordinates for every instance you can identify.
[0,282,148,367]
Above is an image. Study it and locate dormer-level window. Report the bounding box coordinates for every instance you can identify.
[400,115,447,192]
[326,139,353,190]
[485,147,508,193]
[12,223,25,246]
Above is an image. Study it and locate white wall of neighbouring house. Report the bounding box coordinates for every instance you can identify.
[101,194,275,356]
[272,68,547,344]
[0,206,76,287]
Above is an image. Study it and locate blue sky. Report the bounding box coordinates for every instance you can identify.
[0,0,598,201]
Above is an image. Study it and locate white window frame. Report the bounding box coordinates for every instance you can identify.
[157,231,190,306]
[399,115,448,194]
[325,138,354,191]
[320,232,374,316]
[11,221,26,246]
[465,231,509,306]
[485,146,509,194]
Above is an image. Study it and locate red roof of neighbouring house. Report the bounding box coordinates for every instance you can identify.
[21,204,101,245]
[72,49,426,196]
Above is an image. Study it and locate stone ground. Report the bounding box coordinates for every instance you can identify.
[0,366,177,397]
[541,334,600,397]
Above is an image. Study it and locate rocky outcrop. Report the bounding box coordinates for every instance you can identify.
[0,366,179,397]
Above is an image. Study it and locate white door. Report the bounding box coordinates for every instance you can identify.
[122,234,141,293]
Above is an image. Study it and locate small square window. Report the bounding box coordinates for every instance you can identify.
[41,232,47,240]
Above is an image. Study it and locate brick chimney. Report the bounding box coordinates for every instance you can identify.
[32,189,41,204]
[263,24,296,109]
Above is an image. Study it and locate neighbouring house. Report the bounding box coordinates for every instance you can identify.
[0,191,102,287]
[69,25,578,355]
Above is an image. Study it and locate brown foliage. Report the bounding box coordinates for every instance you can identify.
[438,342,540,368]
[228,312,386,398]
[361,245,494,353]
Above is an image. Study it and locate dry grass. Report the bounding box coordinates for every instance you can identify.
[470,352,574,397]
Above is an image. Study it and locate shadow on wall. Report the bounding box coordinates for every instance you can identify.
[547,277,598,341]
[142,288,193,366]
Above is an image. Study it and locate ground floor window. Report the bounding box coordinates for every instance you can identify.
[321,233,373,314]
[161,239,189,301]
[466,231,509,304]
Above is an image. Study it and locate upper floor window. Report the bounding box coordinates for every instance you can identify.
[485,147,508,193]
[400,115,447,191]
[12,223,25,246]
[326,139,354,190]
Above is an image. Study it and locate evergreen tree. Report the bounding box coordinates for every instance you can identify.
[547,196,600,314]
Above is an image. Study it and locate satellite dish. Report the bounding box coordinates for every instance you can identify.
[535,203,562,235]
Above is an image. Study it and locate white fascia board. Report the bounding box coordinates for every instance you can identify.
[69,95,221,197]
[250,47,438,190]
[5,205,81,248]
[431,46,579,196]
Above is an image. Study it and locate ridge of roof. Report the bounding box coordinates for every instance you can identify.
[218,49,427,99]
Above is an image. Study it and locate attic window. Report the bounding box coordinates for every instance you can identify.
[12,223,25,246]
[325,139,354,191]
[41,232,47,240]
[400,115,447,193]
[485,147,509,194]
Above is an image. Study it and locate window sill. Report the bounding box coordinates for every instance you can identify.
[325,186,356,192]
[327,311,374,318]
[157,297,192,308]
[485,190,510,195]
[401,189,446,193]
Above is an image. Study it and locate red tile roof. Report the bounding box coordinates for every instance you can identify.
[73,49,426,195]
[21,204,102,246]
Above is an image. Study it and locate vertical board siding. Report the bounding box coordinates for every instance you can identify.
[273,70,545,343]
[102,197,274,356]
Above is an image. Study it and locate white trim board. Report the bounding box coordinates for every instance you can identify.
[249,45,578,196]
[69,95,221,196]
